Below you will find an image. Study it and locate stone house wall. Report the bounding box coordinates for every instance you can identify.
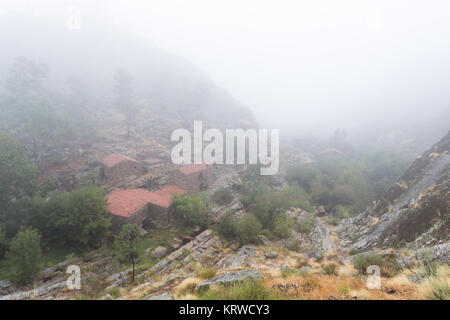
[102,160,146,185]
[170,166,213,193]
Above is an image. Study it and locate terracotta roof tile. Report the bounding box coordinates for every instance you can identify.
[101,153,137,168]
[107,186,187,218]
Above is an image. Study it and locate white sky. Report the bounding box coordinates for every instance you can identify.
[2,0,450,136]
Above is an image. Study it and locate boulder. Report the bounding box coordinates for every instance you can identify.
[215,244,258,269]
[151,246,168,259]
[197,269,264,291]
[0,280,12,289]
[264,251,278,259]
[310,219,337,257]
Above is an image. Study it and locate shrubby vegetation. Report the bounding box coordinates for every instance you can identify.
[0,131,112,284]
[352,253,402,277]
[4,227,43,285]
[198,279,279,300]
[213,188,233,205]
[215,167,317,245]
[217,211,262,245]
[286,151,411,216]
[114,224,141,282]
[171,194,209,227]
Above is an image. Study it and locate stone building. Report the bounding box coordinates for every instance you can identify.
[100,153,146,185]
[107,184,186,232]
[169,163,213,194]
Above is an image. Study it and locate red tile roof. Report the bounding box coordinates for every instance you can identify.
[107,185,186,218]
[178,163,210,175]
[101,153,137,168]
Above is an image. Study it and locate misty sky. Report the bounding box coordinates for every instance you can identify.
[1,0,450,138]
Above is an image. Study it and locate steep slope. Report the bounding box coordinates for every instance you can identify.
[337,131,450,251]
[0,11,256,130]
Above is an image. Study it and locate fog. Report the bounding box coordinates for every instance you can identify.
[1,0,449,148]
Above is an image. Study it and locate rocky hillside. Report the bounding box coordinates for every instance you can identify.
[337,132,450,251]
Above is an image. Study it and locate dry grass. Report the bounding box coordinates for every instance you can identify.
[263,265,444,300]
[175,277,203,298]
[419,265,450,300]
[266,274,363,300]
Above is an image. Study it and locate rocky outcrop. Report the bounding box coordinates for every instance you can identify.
[144,229,223,277]
[197,269,263,291]
[338,132,450,251]
[151,246,168,259]
[215,245,258,270]
[310,219,338,257]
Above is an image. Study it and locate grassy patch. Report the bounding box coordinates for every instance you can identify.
[426,278,449,300]
[197,267,217,280]
[198,280,281,300]
[352,253,402,277]
[322,263,338,276]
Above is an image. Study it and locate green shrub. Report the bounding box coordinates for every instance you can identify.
[426,278,449,300]
[213,188,233,205]
[235,214,262,246]
[349,248,359,256]
[109,287,122,299]
[171,194,209,227]
[272,214,294,239]
[417,249,437,278]
[285,239,302,252]
[352,253,402,277]
[5,227,43,285]
[47,185,111,249]
[352,253,385,274]
[198,267,217,280]
[217,210,238,240]
[338,284,349,296]
[322,263,338,276]
[298,213,316,235]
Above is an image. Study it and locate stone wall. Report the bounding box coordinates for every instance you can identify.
[170,166,213,193]
[102,160,146,186]
[111,206,149,233]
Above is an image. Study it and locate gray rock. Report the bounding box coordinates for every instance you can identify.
[152,246,168,259]
[264,251,278,259]
[0,280,12,289]
[258,235,271,246]
[279,265,289,272]
[415,243,450,264]
[407,274,426,284]
[197,269,264,291]
[215,244,258,269]
[99,294,112,300]
[148,293,175,300]
[310,219,337,257]
[396,256,415,269]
